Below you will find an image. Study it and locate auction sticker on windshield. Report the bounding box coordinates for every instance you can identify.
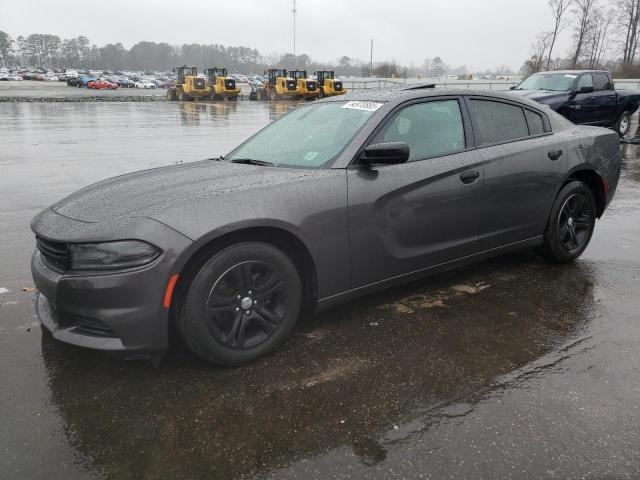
[342,101,384,112]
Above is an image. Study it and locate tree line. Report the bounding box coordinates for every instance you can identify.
[0,30,508,80]
[0,31,386,76]
[523,0,640,77]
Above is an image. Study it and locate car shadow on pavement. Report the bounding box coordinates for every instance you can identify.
[39,249,598,479]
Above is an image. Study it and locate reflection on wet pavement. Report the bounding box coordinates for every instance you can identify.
[1,103,640,479]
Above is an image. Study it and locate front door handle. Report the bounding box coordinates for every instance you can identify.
[548,150,563,160]
[460,171,480,184]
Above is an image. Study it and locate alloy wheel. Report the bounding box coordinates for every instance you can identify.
[205,261,286,350]
[557,193,593,253]
[619,113,630,136]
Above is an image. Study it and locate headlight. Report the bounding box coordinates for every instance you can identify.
[69,241,161,271]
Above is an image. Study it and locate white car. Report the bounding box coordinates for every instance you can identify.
[65,69,79,79]
[43,74,59,82]
[134,81,156,89]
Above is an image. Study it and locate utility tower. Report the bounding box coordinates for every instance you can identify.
[292,0,298,61]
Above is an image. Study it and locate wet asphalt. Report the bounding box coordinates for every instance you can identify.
[1,96,640,480]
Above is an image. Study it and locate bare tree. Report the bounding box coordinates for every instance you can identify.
[522,32,554,75]
[570,0,597,69]
[586,8,613,68]
[617,0,640,65]
[546,0,573,69]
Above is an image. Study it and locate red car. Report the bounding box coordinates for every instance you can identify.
[87,79,118,90]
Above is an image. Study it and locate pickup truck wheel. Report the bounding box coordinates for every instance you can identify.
[538,181,596,263]
[616,111,631,138]
[179,242,302,365]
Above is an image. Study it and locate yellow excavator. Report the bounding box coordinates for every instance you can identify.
[167,66,211,101]
[259,69,298,101]
[290,69,320,100]
[205,67,241,101]
[315,70,347,98]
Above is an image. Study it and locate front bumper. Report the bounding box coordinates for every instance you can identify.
[31,212,193,358]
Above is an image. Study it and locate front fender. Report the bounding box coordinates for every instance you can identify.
[148,172,351,300]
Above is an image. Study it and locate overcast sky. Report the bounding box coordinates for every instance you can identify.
[1,0,573,71]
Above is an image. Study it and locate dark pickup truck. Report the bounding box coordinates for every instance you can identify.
[510,70,640,137]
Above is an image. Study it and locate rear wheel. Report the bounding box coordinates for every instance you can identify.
[538,181,596,263]
[179,242,302,365]
[616,110,631,138]
[268,88,278,101]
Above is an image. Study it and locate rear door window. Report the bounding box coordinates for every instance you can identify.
[468,99,529,145]
[373,99,465,161]
[593,73,611,91]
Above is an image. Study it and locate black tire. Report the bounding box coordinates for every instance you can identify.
[538,181,596,263]
[615,110,631,138]
[167,88,177,101]
[318,88,325,99]
[268,88,278,101]
[179,242,302,365]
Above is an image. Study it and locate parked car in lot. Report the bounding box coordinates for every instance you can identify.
[511,70,640,137]
[31,89,621,366]
[77,75,97,87]
[87,79,118,90]
[134,80,156,89]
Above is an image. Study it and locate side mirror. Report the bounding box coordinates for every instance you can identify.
[510,86,516,90]
[578,85,594,94]
[359,142,410,165]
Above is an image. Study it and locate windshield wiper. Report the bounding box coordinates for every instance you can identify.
[230,158,275,166]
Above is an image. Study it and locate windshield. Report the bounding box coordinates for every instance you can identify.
[516,73,577,91]
[226,101,382,168]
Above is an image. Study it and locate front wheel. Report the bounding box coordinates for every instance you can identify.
[538,181,596,263]
[179,242,302,365]
[616,110,631,138]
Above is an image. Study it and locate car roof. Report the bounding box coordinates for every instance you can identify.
[536,70,609,75]
[322,88,552,112]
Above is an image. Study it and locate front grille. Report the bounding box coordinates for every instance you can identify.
[306,81,317,91]
[224,79,236,90]
[73,316,117,338]
[193,78,205,89]
[334,81,343,91]
[287,80,297,91]
[37,236,69,272]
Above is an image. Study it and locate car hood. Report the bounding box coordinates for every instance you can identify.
[508,89,570,103]
[51,160,323,223]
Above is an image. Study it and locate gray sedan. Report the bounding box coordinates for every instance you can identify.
[31,89,622,365]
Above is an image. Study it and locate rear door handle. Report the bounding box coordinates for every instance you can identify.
[548,150,563,160]
[460,171,480,184]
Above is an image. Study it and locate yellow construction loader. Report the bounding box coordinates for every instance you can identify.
[258,69,298,100]
[167,66,211,101]
[205,67,241,101]
[290,69,320,100]
[315,70,347,98]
